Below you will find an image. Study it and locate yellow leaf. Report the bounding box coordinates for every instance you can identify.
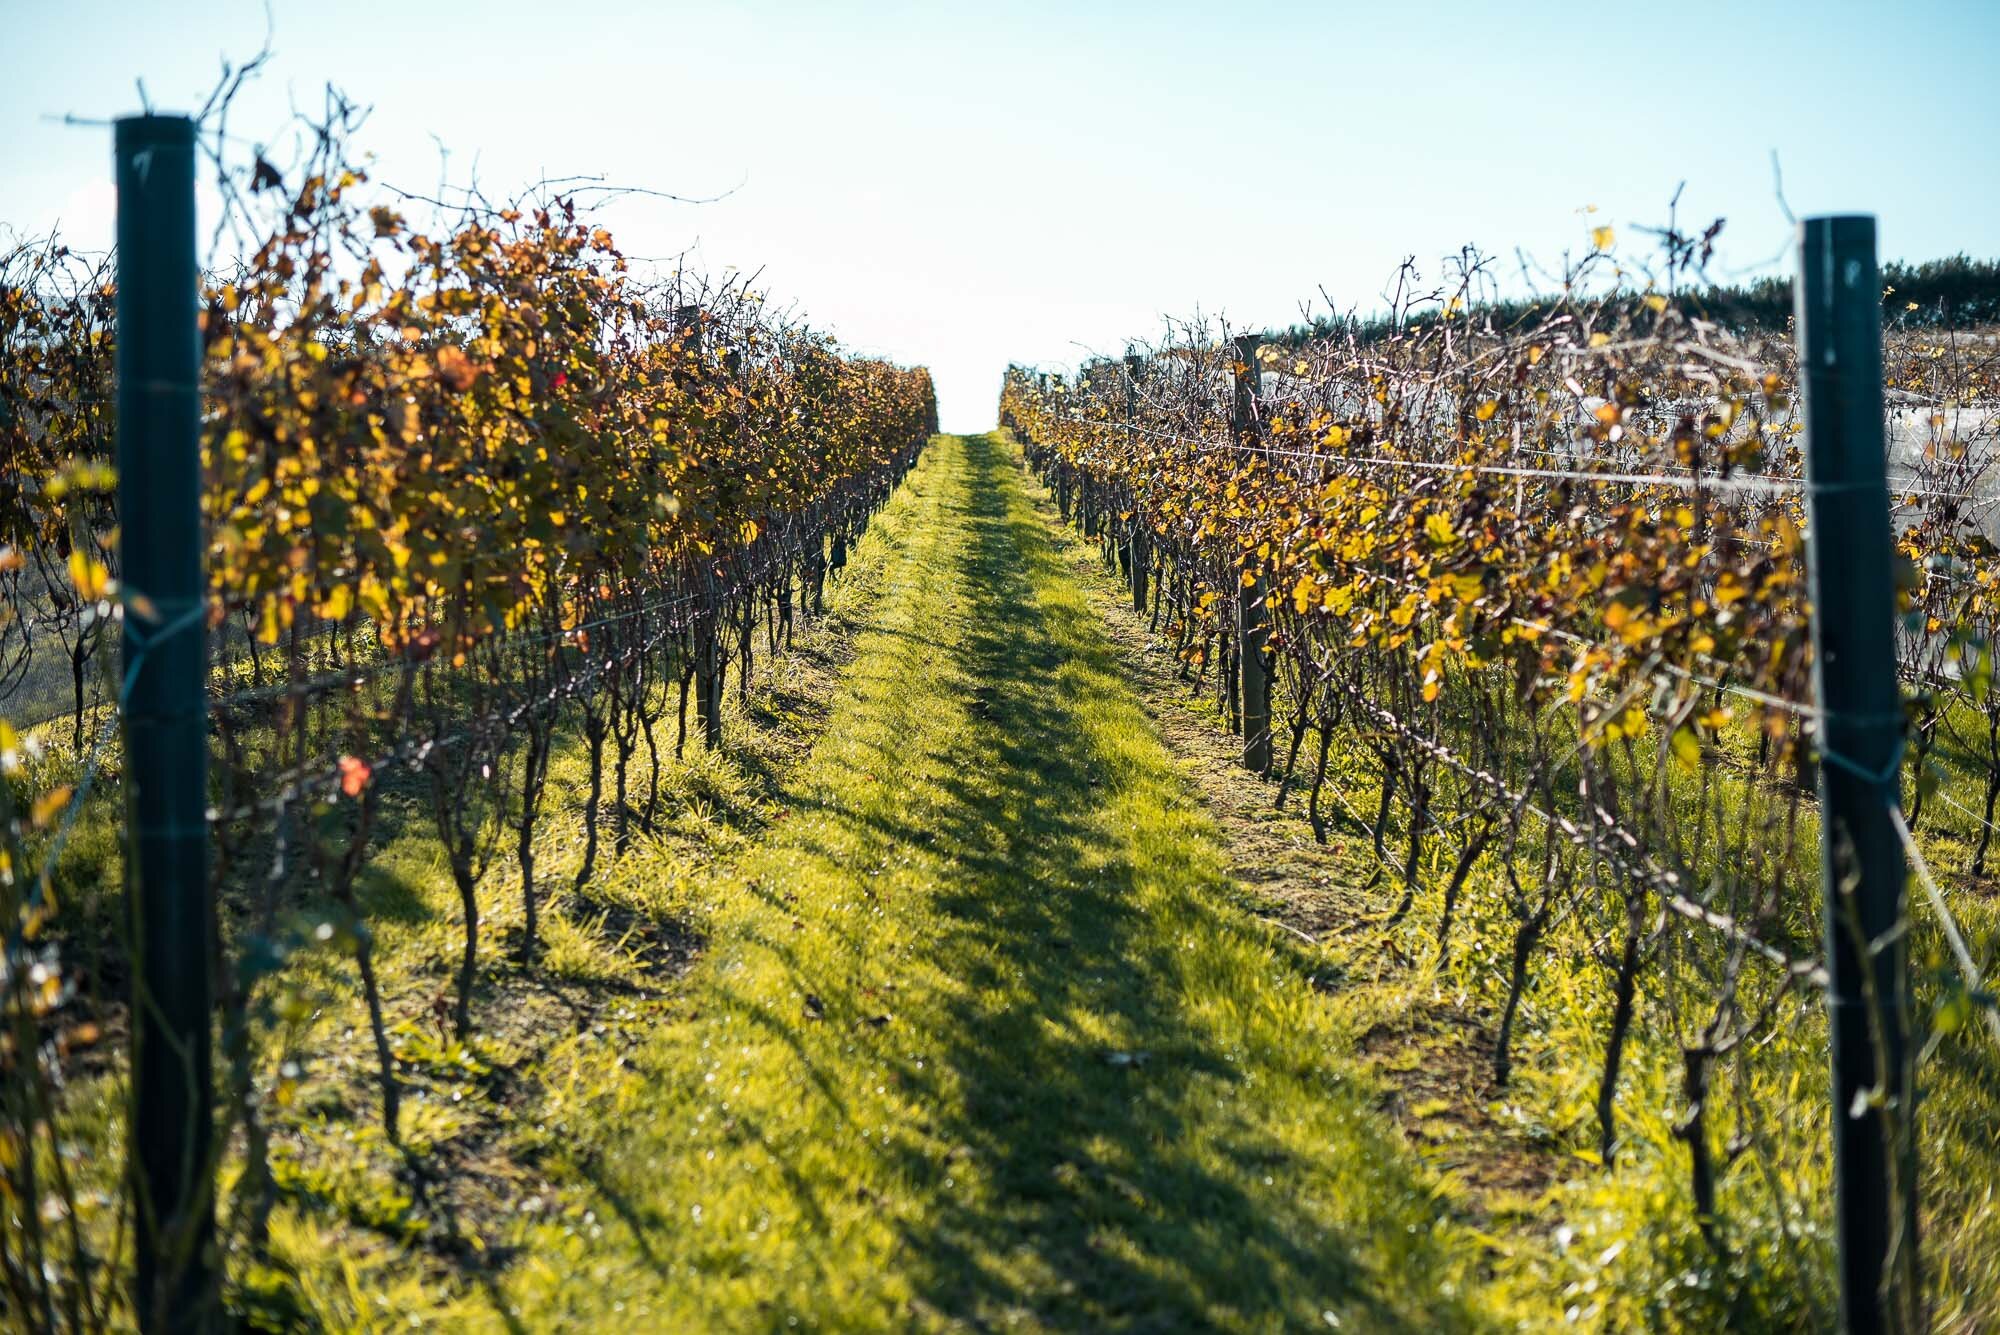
[31,786,74,830]
[1591,225,1615,250]
[68,550,110,601]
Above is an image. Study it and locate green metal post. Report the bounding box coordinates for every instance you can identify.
[1798,214,1916,1335]
[116,113,216,1334]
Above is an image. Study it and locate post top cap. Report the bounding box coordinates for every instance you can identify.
[114,114,196,146]
[1800,214,1877,238]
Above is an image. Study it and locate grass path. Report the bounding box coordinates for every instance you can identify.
[483,433,1485,1330]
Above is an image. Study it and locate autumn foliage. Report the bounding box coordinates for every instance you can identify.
[0,106,933,1325]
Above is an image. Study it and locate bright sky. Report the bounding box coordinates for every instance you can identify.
[5,0,1998,431]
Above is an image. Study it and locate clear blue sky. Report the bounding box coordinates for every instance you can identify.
[5,0,1998,431]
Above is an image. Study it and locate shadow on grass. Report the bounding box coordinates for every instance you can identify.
[765,436,1463,1328]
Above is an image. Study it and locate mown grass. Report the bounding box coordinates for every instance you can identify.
[465,433,1491,1330]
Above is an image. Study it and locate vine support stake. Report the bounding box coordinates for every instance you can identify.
[1125,353,1148,614]
[1238,575,1270,773]
[1230,335,1271,774]
[695,592,723,751]
[1798,213,1917,1334]
[675,303,726,751]
[116,112,217,1334]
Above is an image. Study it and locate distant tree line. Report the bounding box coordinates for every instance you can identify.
[1274,254,2000,347]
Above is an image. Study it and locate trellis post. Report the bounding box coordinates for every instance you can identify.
[1125,353,1148,614]
[676,306,725,750]
[116,112,217,1334]
[1231,335,1271,774]
[1798,213,1917,1335]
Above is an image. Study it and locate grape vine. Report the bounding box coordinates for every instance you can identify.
[0,95,933,1325]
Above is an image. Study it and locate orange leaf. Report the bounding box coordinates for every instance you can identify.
[434,346,480,392]
[338,756,372,798]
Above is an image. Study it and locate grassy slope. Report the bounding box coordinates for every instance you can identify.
[455,433,1489,1330]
